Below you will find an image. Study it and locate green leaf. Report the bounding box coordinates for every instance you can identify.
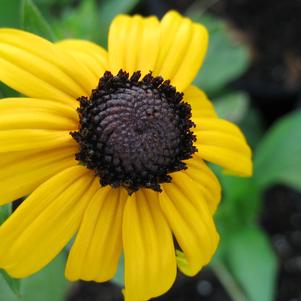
[0,252,67,301]
[112,255,124,287]
[0,0,20,28]
[0,82,19,98]
[239,106,264,149]
[52,0,139,45]
[214,91,249,123]
[225,227,277,301]
[0,204,12,225]
[21,0,56,41]
[0,271,21,297]
[0,204,21,295]
[216,175,261,226]
[52,0,99,41]
[254,110,301,191]
[192,14,249,95]
[34,0,69,5]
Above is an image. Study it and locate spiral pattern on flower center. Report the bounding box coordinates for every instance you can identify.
[71,70,197,193]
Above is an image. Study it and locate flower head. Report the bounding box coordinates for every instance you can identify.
[0,11,252,300]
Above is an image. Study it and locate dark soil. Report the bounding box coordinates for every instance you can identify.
[261,185,301,301]
[214,0,301,125]
[212,0,301,94]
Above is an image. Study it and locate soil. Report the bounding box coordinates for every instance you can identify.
[215,0,301,125]
[261,185,301,301]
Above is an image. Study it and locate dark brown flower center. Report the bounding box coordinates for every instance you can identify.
[71,70,196,194]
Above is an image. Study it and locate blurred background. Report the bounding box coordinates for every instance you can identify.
[0,0,301,300]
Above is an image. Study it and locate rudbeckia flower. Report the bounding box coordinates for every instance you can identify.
[0,10,252,301]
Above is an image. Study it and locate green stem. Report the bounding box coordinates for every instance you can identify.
[211,261,249,301]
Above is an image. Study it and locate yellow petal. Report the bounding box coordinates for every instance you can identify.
[0,57,76,107]
[123,189,176,301]
[56,39,108,80]
[184,157,221,214]
[0,129,75,152]
[183,85,217,119]
[0,166,96,278]
[0,29,96,103]
[0,146,77,205]
[160,172,219,276]
[0,98,78,130]
[194,117,253,176]
[109,15,160,76]
[66,187,127,282]
[153,11,208,91]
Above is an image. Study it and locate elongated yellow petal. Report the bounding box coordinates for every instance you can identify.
[0,129,75,152]
[123,189,176,301]
[56,39,108,69]
[109,15,160,76]
[66,187,127,282]
[0,42,85,98]
[0,29,96,102]
[153,11,208,91]
[197,132,251,155]
[160,173,219,276]
[0,57,76,107]
[194,117,252,176]
[0,98,78,121]
[0,146,77,205]
[0,98,78,130]
[194,117,246,139]
[184,157,221,214]
[0,166,96,278]
[56,39,108,80]
[183,86,217,119]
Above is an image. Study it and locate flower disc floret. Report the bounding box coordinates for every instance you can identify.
[71,70,197,193]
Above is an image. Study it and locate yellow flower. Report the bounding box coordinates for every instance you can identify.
[0,10,252,301]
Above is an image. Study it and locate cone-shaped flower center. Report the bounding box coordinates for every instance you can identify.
[71,70,197,193]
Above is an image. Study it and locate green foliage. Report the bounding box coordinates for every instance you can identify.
[0,253,67,301]
[21,0,57,40]
[0,204,22,295]
[52,0,140,45]
[214,91,249,123]
[211,260,249,301]
[0,271,21,297]
[239,107,264,149]
[112,255,124,287]
[254,110,301,191]
[0,0,20,28]
[0,82,19,98]
[225,227,277,301]
[191,14,249,95]
[216,175,261,227]
[0,204,12,224]
[52,0,99,41]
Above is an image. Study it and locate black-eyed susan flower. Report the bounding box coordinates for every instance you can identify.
[0,11,252,301]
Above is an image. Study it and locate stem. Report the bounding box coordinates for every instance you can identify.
[211,261,249,301]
